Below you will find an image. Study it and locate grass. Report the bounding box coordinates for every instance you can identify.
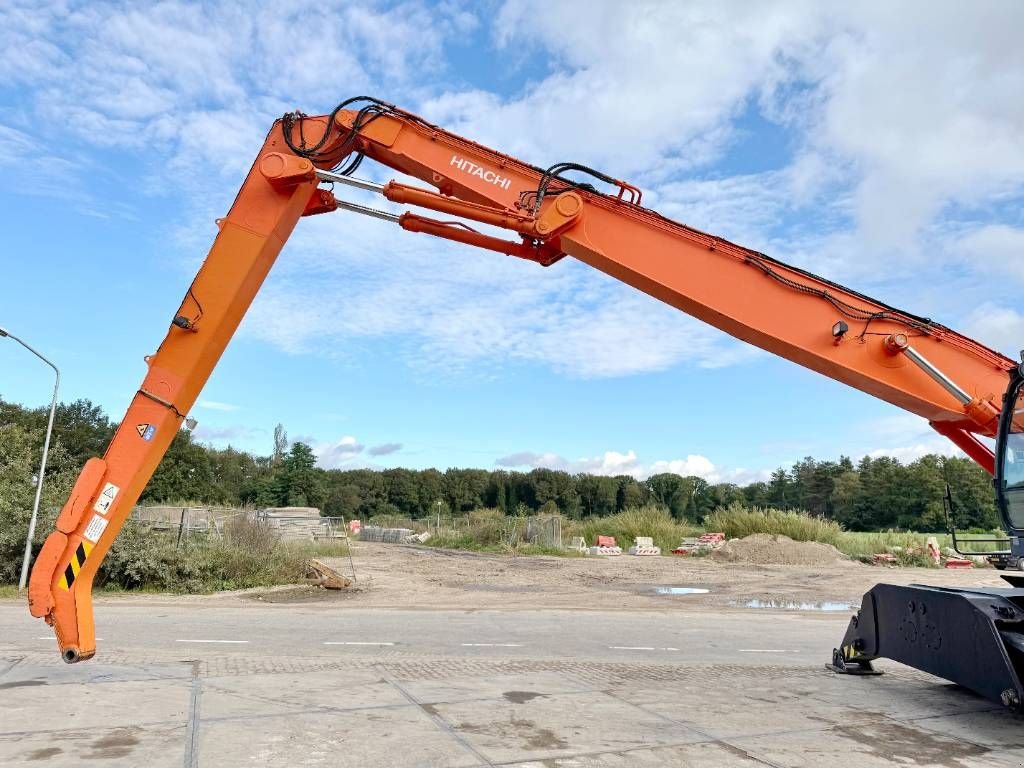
[705,503,957,567]
[835,531,952,566]
[704,502,842,546]
[565,505,700,554]
[422,505,699,557]
[425,533,582,558]
[427,503,970,569]
[303,539,355,558]
[424,508,579,556]
[422,504,958,567]
[6,502,973,595]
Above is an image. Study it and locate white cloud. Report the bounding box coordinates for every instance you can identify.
[368,442,403,457]
[192,424,261,443]
[196,400,240,412]
[5,1,469,180]
[811,5,1024,246]
[963,304,1024,359]
[244,207,756,378]
[495,448,769,484]
[4,0,1024,384]
[312,435,366,469]
[432,1,1024,250]
[426,2,825,175]
[856,413,970,464]
[954,225,1024,285]
[865,442,959,464]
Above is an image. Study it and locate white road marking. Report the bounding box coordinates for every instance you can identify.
[461,643,523,647]
[610,646,656,651]
[175,639,249,644]
[323,641,395,646]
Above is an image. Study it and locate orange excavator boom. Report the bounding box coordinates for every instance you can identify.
[28,97,1015,664]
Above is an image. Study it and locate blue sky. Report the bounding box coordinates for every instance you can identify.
[2,1,1023,483]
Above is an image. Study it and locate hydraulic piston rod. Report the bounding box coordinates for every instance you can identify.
[315,169,385,194]
[885,333,973,405]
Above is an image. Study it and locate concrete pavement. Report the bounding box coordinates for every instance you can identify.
[1,600,1021,767]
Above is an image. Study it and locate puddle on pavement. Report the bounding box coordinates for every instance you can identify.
[652,586,710,595]
[741,599,852,612]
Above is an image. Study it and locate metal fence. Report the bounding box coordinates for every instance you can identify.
[524,515,562,548]
[358,526,415,543]
[131,506,240,543]
[132,506,349,544]
[253,510,348,541]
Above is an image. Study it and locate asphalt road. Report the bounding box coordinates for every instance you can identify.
[2,599,1021,767]
[3,601,845,664]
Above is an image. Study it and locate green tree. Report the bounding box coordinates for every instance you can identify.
[768,468,791,508]
[942,455,999,530]
[271,423,288,467]
[417,469,445,517]
[278,442,324,508]
[645,473,690,519]
[830,470,861,526]
[143,430,215,503]
[383,468,422,516]
[577,474,619,517]
[444,468,489,512]
[0,424,75,583]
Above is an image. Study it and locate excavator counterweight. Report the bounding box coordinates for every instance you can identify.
[26,96,1024,709]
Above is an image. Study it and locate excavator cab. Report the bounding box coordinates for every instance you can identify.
[944,370,1024,569]
[996,364,1024,542]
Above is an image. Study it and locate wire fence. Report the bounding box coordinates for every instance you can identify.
[132,506,349,545]
[420,512,563,549]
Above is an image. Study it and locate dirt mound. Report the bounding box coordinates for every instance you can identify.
[710,534,847,566]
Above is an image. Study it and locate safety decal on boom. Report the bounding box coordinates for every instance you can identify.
[92,482,119,514]
[83,514,108,543]
[136,423,156,441]
[58,540,94,591]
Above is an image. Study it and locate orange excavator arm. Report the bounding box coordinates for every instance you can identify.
[29,97,1015,662]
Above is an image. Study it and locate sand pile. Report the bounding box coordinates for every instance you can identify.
[710,533,847,566]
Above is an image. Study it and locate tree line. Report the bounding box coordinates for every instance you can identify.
[0,396,1000,531]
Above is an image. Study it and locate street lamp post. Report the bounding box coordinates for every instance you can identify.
[0,327,60,591]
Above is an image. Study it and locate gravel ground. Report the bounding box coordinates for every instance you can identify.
[290,540,1009,613]
[6,540,1002,613]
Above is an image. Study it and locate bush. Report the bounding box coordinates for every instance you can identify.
[100,517,307,592]
[704,502,843,546]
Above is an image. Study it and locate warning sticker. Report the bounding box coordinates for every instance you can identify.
[136,423,156,441]
[92,482,119,515]
[83,514,108,544]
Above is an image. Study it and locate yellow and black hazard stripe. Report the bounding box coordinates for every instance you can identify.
[58,541,94,591]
